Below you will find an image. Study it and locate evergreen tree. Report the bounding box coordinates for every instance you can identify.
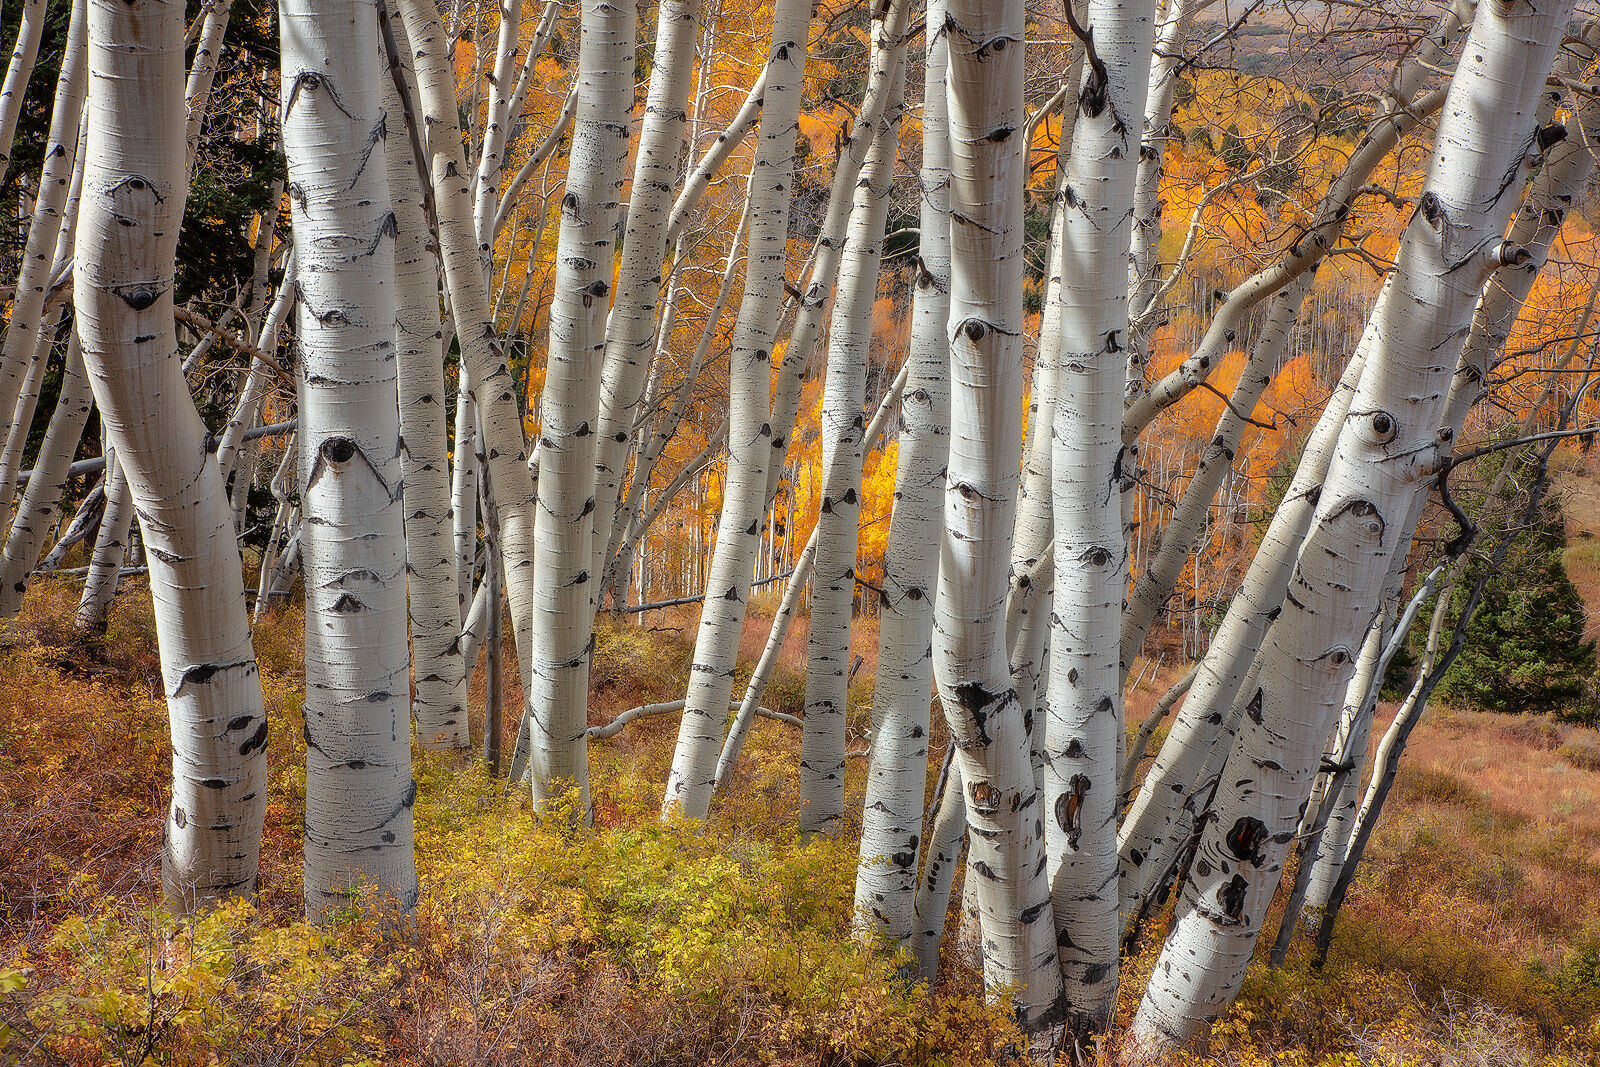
[1439,491,1596,714]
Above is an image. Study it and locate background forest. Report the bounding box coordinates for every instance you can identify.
[0,0,1599,1062]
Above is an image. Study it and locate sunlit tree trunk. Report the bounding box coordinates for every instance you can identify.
[1043,0,1154,1036]
[0,0,47,180]
[1117,328,1364,928]
[280,0,416,915]
[910,751,965,979]
[0,0,87,522]
[1120,275,1309,669]
[76,451,132,632]
[524,0,635,814]
[384,44,467,750]
[397,0,540,694]
[0,335,95,615]
[662,0,812,821]
[1129,2,1570,1049]
[935,0,1063,1033]
[75,0,266,910]
[854,0,950,948]
[800,19,907,837]
[588,0,702,592]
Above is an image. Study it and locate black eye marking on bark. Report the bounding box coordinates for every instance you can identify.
[1056,774,1090,849]
[1418,191,1444,232]
[1226,816,1269,866]
[1218,873,1248,922]
[238,721,270,757]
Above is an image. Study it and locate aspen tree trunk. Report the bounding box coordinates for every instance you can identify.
[663,66,768,245]
[471,0,524,260]
[385,51,466,750]
[854,0,950,949]
[935,0,1063,1033]
[0,0,46,180]
[0,0,87,522]
[800,26,906,837]
[1044,0,1154,1035]
[1117,339,1365,927]
[1129,3,1570,1049]
[761,1,911,513]
[0,335,95,616]
[588,0,702,592]
[75,0,266,909]
[661,0,812,821]
[911,750,966,979]
[524,0,635,814]
[280,0,416,914]
[0,130,82,511]
[397,0,540,688]
[1005,70,1080,755]
[76,452,131,631]
[182,0,231,174]
[1126,0,1188,326]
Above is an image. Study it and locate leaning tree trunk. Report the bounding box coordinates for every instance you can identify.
[74,0,266,910]
[76,450,132,632]
[800,19,907,837]
[523,0,635,814]
[0,0,88,522]
[1044,0,1154,1038]
[384,43,467,750]
[0,0,47,181]
[661,0,812,821]
[1128,1,1571,1050]
[0,335,96,616]
[1117,338,1365,928]
[280,0,416,916]
[853,0,950,949]
[934,0,1064,1034]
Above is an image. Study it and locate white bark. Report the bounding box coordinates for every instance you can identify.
[588,0,700,605]
[800,22,906,837]
[1044,0,1154,1034]
[910,749,965,979]
[602,201,750,602]
[761,3,911,513]
[385,45,467,750]
[524,0,635,813]
[75,0,266,908]
[280,0,416,914]
[663,65,767,246]
[661,0,811,821]
[397,0,541,701]
[0,0,46,180]
[1121,0,1476,441]
[215,253,295,487]
[935,0,1063,1032]
[471,0,525,265]
[1117,340,1364,928]
[75,451,131,632]
[1130,2,1571,1048]
[854,0,950,949]
[0,334,95,616]
[0,0,87,522]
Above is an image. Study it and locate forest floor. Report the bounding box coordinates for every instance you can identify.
[2,458,1599,1065]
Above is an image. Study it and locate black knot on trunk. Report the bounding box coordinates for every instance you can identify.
[322,437,358,463]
